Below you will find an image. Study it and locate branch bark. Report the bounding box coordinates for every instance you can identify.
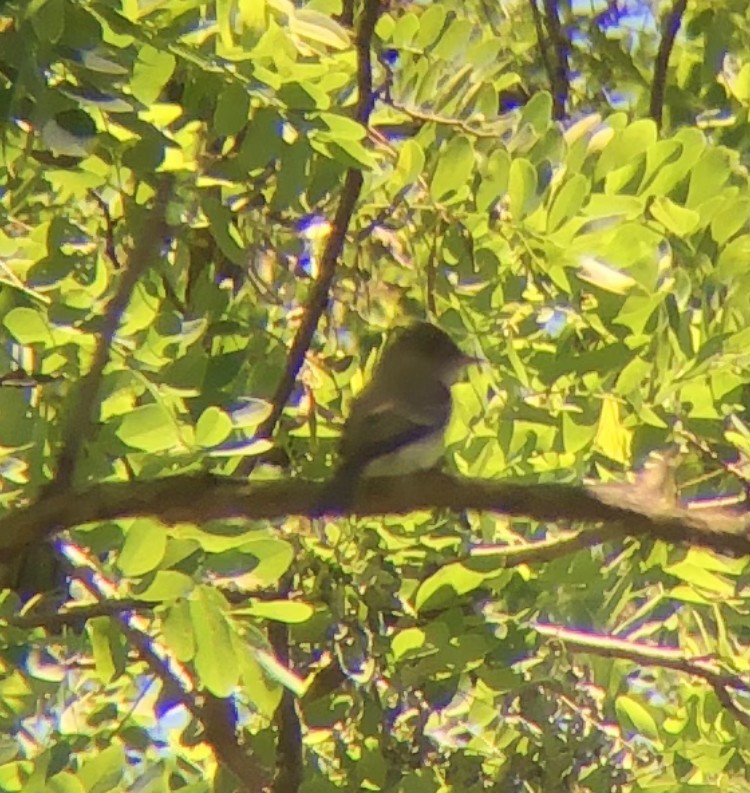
[252,3,384,790]
[50,178,172,494]
[2,472,749,561]
[528,0,569,119]
[535,621,750,728]
[255,0,381,446]
[649,0,688,129]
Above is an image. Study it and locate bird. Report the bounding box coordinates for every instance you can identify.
[319,322,476,512]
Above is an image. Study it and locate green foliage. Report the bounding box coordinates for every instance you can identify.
[3,0,750,791]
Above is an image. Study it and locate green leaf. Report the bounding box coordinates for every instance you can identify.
[325,139,375,169]
[3,307,51,344]
[595,119,657,181]
[241,537,294,586]
[195,406,233,448]
[593,395,632,464]
[236,641,283,717]
[393,139,425,193]
[202,196,247,264]
[29,0,64,42]
[237,600,314,623]
[716,234,750,282]
[238,0,266,34]
[615,695,660,743]
[391,627,427,661]
[278,80,330,111]
[316,112,366,142]
[131,45,176,106]
[648,196,700,235]
[582,193,644,220]
[117,518,167,577]
[520,91,552,133]
[664,560,735,596]
[686,147,732,208]
[432,19,472,61]
[231,397,273,430]
[46,771,87,793]
[207,438,273,458]
[134,571,195,601]
[430,136,474,202]
[190,587,239,697]
[576,257,636,294]
[415,4,446,49]
[548,173,589,231]
[88,617,123,684]
[213,83,250,136]
[508,157,537,219]
[476,148,510,210]
[415,563,487,612]
[389,12,418,47]
[162,600,196,662]
[290,9,350,50]
[710,197,750,245]
[77,744,125,793]
[561,411,597,453]
[115,404,182,452]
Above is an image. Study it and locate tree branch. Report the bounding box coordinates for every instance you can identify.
[255,0,381,445]
[253,4,383,790]
[2,472,750,561]
[649,0,688,129]
[64,549,268,792]
[528,0,569,119]
[541,0,569,119]
[534,621,750,728]
[49,178,172,494]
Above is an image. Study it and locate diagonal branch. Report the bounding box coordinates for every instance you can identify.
[49,178,172,495]
[649,0,688,129]
[62,545,267,792]
[255,0,381,445]
[534,621,750,727]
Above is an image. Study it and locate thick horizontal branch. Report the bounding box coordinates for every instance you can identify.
[2,472,750,561]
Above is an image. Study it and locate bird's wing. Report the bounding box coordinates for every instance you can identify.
[339,379,451,467]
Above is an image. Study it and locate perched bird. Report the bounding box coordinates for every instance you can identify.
[320,322,476,511]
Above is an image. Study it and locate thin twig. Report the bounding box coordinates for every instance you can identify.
[88,189,122,269]
[713,682,750,730]
[355,187,410,243]
[6,597,151,630]
[426,222,439,316]
[49,178,172,495]
[384,98,515,139]
[649,0,688,129]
